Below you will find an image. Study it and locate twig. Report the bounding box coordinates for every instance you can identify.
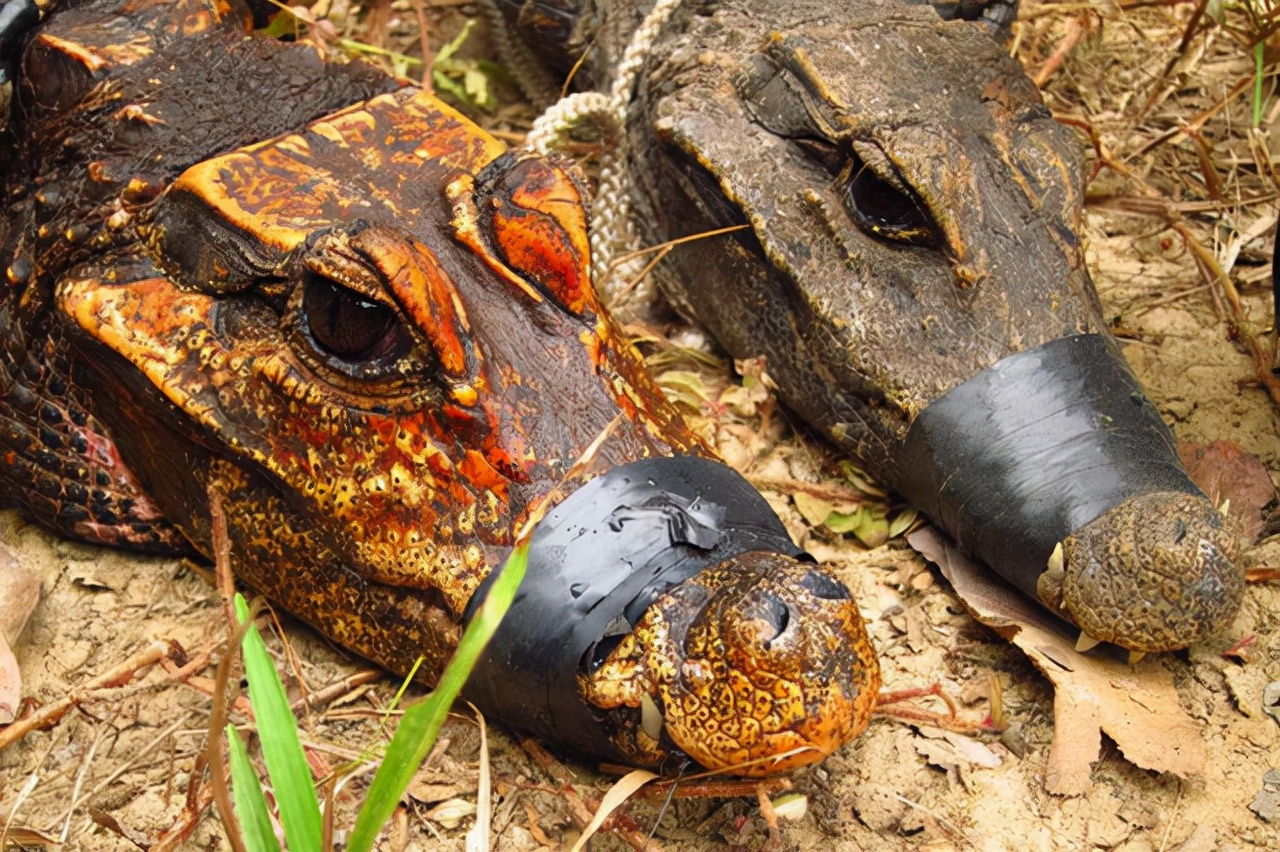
[410,0,433,86]
[58,710,115,842]
[207,484,238,637]
[294,669,385,716]
[875,683,1000,736]
[1032,13,1093,88]
[520,739,660,851]
[150,777,215,852]
[1136,0,1212,122]
[1170,219,1280,406]
[755,785,781,849]
[746,475,872,505]
[203,482,251,852]
[1125,75,1255,163]
[0,638,177,750]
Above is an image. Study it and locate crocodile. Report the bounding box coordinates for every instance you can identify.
[494,0,1246,653]
[0,0,881,775]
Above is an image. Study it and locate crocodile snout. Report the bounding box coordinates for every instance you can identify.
[1040,491,1244,653]
[584,550,881,775]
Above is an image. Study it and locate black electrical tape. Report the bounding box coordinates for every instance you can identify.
[892,333,1202,600]
[460,454,805,761]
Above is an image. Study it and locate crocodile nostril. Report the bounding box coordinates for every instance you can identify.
[800,569,851,601]
[758,593,791,646]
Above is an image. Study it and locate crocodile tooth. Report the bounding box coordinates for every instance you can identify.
[1047,542,1065,575]
[1128,650,1147,666]
[1075,632,1102,653]
[1219,498,1231,517]
[640,692,663,741]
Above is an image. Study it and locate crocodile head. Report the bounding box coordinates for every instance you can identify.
[2,0,879,774]
[625,0,1243,651]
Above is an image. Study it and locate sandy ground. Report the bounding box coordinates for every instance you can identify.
[1,0,1279,850]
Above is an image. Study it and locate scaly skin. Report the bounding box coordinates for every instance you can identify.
[585,551,880,774]
[1044,493,1244,653]
[497,0,1244,652]
[0,0,878,773]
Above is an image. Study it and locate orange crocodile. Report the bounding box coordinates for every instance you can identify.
[0,0,877,775]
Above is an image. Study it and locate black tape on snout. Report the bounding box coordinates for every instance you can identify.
[893,333,1202,600]
[459,454,804,762]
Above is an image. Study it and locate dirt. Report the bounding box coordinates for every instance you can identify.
[2,1,1279,850]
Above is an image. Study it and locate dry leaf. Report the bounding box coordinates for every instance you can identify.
[1249,769,1280,823]
[0,543,40,724]
[0,636,19,725]
[568,769,657,852]
[407,755,477,805]
[1178,440,1276,543]
[407,780,470,805]
[425,798,477,830]
[914,738,961,773]
[771,793,808,821]
[465,701,490,852]
[914,729,1002,771]
[0,824,57,847]
[1264,682,1280,725]
[0,542,40,643]
[908,527,1207,795]
[940,731,1002,769]
[89,807,154,847]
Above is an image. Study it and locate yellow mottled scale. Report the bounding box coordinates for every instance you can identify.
[172,91,508,255]
[583,551,879,775]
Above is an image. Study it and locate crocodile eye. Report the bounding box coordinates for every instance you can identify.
[843,166,932,245]
[300,273,406,363]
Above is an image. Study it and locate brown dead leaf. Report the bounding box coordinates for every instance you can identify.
[89,807,156,847]
[0,636,19,726]
[0,541,40,642]
[0,542,40,724]
[568,768,658,852]
[407,761,477,805]
[0,824,58,847]
[1178,440,1276,543]
[908,527,1207,796]
[914,729,1002,772]
[425,798,477,830]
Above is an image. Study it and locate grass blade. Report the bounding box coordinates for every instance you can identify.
[235,594,322,852]
[347,544,527,852]
[1253,41,1265,128]
[226,724,283,852]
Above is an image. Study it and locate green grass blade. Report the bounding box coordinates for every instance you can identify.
[434,19,476,65]
[347,544,527,852]
[226,724,283,852]
[1253,41,1265,128]
[335,38,423,67]
[235,595,323,852]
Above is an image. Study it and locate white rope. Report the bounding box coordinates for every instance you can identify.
[525,91,613,155]
[521,0,684,309]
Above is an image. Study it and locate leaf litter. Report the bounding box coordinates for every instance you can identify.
[3,0,1280,849]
